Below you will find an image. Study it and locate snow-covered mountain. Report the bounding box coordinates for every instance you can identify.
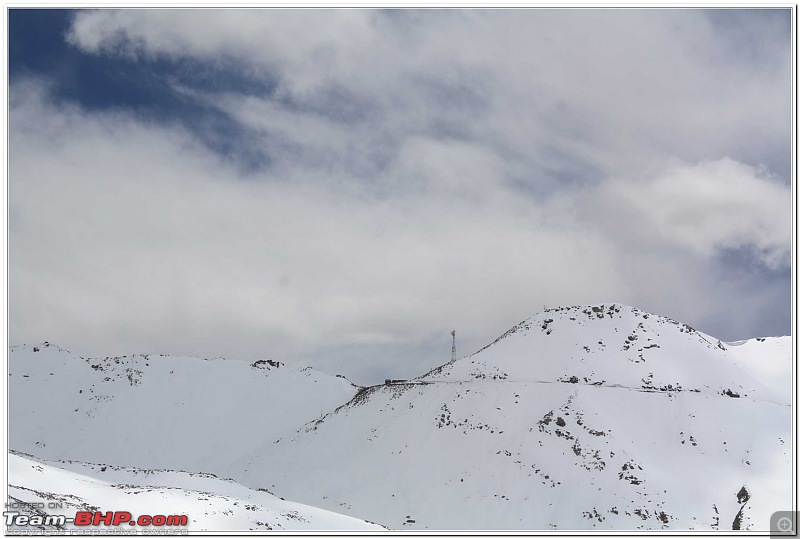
[7,451,385,531]
[8,343,358,474]
[240,305,792,530]
[7,304,793,531]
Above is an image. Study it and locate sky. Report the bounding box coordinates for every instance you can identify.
[7,8,794,385]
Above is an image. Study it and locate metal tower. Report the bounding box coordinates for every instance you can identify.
[451,330,457,362]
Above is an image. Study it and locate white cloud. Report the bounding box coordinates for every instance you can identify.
[9,85,625,367]
[9,9,792,382]
[67,9,791,178]
[589,159,791,268]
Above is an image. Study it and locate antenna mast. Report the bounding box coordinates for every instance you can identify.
[451,330,457,362]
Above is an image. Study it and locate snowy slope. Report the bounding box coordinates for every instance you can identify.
[7,451,386,531]
[7,305,792,531]
[237,305,791,530]
[724,336,792,401]
[422,304,790,405]
[8,343,358,474]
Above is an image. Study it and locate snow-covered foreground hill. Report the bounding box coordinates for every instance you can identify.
[7,451,386,531]
[8,304,793,531]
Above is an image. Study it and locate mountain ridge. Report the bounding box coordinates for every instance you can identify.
[7,450,386,531]
[238,304,790,530]
[7,303,792,530]
[8,342,360,474]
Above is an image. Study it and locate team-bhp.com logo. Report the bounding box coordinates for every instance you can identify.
[5,507,188,532]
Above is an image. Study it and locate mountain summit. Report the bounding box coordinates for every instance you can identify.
[8,305,791,530]
[243,304,791,530]
[424,304,789,404]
